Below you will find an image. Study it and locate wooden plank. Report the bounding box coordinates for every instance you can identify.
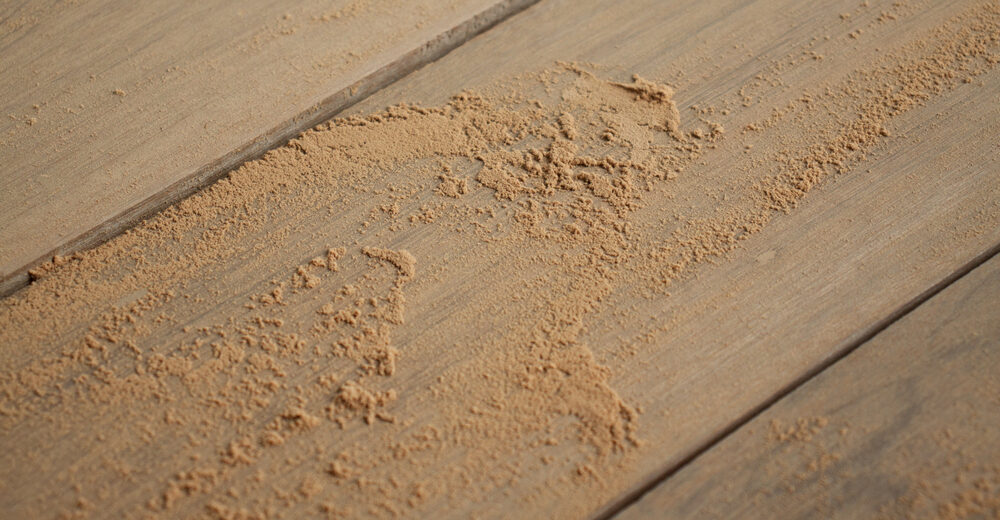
[0,0,538,296]
[613,252,1000,519]
[1,0,999,518]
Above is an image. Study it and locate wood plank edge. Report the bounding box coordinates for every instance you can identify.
[0,0,540,300]
[595,239,1000,520]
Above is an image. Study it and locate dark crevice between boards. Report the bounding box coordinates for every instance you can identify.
[0,0,541,300]
[595,240,1000,520]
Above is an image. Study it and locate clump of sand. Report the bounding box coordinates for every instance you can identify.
[1,2,999,516]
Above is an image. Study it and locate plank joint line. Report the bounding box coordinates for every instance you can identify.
[596,239,1000,520]
[0,0,540,300]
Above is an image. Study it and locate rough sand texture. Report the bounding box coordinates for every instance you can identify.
[616,253,1000,520]
[0,0,536,293]
[2,0,1000,518]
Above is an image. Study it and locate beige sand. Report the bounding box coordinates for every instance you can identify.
[1,2,998,518]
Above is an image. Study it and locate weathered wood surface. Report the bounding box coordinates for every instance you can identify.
[0,0,536,295]
[1,0,999,518]
[344,0,1000,514]
[614,252,1000,519]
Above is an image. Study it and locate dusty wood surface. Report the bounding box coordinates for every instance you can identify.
[614,252,1000,519]
[0,0,536,296]
[343,0,1000,514]
[1,0,999,518]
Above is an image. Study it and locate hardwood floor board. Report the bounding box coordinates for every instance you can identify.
[1,0,998,517]
[613,251,1000,519]
[0,0,537,295]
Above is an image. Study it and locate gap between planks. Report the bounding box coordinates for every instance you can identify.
[596,239,1000,520]
[0,0,540,300]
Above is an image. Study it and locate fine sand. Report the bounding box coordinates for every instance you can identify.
[1,1,999,518]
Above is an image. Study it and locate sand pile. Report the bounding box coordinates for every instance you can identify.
[0,2,998,517]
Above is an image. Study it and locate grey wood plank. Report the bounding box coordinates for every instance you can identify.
[0,0,537,296]
[1,0,998,518]
[614,253,1000,519]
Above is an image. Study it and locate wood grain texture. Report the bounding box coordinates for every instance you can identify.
[0,0,537,295]
[1,0,999,518]
[344,1,1000,514]
[613,252,1000,519]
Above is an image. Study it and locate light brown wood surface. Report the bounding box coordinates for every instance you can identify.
[614,252,1000,519]
[1,0,999,518]
[341,0,1000,514]
[0,0,535,295]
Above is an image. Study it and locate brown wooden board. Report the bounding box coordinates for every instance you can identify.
[614,252,1000,519]
[1,0,998,517]
[0,0,537,295]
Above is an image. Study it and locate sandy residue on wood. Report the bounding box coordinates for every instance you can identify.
[1,2,999,518]
[0,0,512,287]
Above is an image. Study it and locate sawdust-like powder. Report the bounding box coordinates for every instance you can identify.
[1,2,999,517]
